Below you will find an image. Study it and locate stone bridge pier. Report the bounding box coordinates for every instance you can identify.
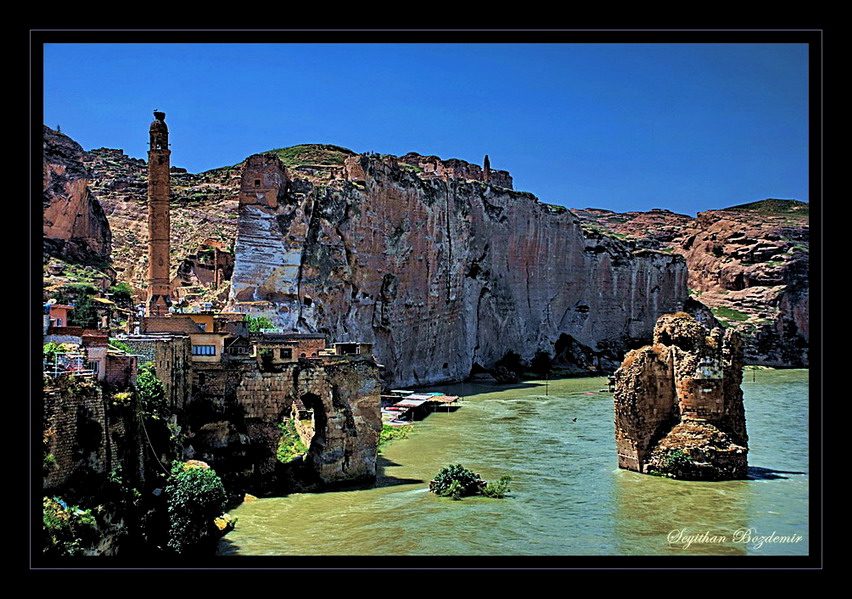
[294,359,382,486]
[231,357,382,493]
[613,311,748,480]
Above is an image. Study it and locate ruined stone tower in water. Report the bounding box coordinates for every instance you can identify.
[612,312,748,480]
[146,111,172,316]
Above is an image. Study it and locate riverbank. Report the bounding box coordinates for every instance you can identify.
[219,369,810,558]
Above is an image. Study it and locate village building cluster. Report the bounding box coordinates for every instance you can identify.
[43,111,373,392]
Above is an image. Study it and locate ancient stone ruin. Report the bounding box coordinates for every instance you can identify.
[613,312,748,480]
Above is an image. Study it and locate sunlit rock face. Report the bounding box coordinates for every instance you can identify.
[43,126,112,263]
[229,153,689,389]
[571,201,810,368]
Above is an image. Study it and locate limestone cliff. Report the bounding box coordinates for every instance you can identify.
[228,153,689,388]
[613,312,748,480]
[572,201,809,367]
[43,127,112,264]
[50,127,808,369]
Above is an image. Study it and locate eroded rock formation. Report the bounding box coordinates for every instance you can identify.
[43,127,112,264]
[613,312,748,480]
[572,201,809,367]
[228,153,689,388]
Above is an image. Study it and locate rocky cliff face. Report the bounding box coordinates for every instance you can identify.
[572,201,809,367]
[228,153,689,388]
[43,127,112,265]
[82,146,242,303]
[46,121,810,371]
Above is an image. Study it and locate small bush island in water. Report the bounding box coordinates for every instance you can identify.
[429,464,511,500]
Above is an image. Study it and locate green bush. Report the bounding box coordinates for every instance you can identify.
[429,464,486,499]
[43,342,63,366]
[665,449,693,471]
[111,391,133,409]
[43,453,57,473]
[165,463,227,554]
[137,363,167,419]
[482,476,513,499]
[277,418,309,463]
[43,496,99,557]
[429,464,512,501]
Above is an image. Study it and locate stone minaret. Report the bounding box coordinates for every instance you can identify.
[146,110,172,316]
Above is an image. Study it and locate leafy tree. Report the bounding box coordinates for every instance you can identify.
[68,293,99,329]
[137,363,167,419]
[165,463,227,554]
[108,282,134,307]
[244,314,274,333]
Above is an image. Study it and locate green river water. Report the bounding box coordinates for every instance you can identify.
[217,369,810,559]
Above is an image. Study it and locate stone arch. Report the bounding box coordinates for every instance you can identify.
[299,392,326,457]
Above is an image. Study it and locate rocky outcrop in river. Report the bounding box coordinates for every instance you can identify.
[613,311,748,480]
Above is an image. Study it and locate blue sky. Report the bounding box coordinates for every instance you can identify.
[42,41,810,216]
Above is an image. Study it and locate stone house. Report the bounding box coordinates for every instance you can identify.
[43,327,137,387]
[43,303,74,331]
[141,315,228,364]
[333,342,374,357]
[250,332,327,365]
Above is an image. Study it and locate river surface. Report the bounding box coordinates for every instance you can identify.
[217,369,810,558]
